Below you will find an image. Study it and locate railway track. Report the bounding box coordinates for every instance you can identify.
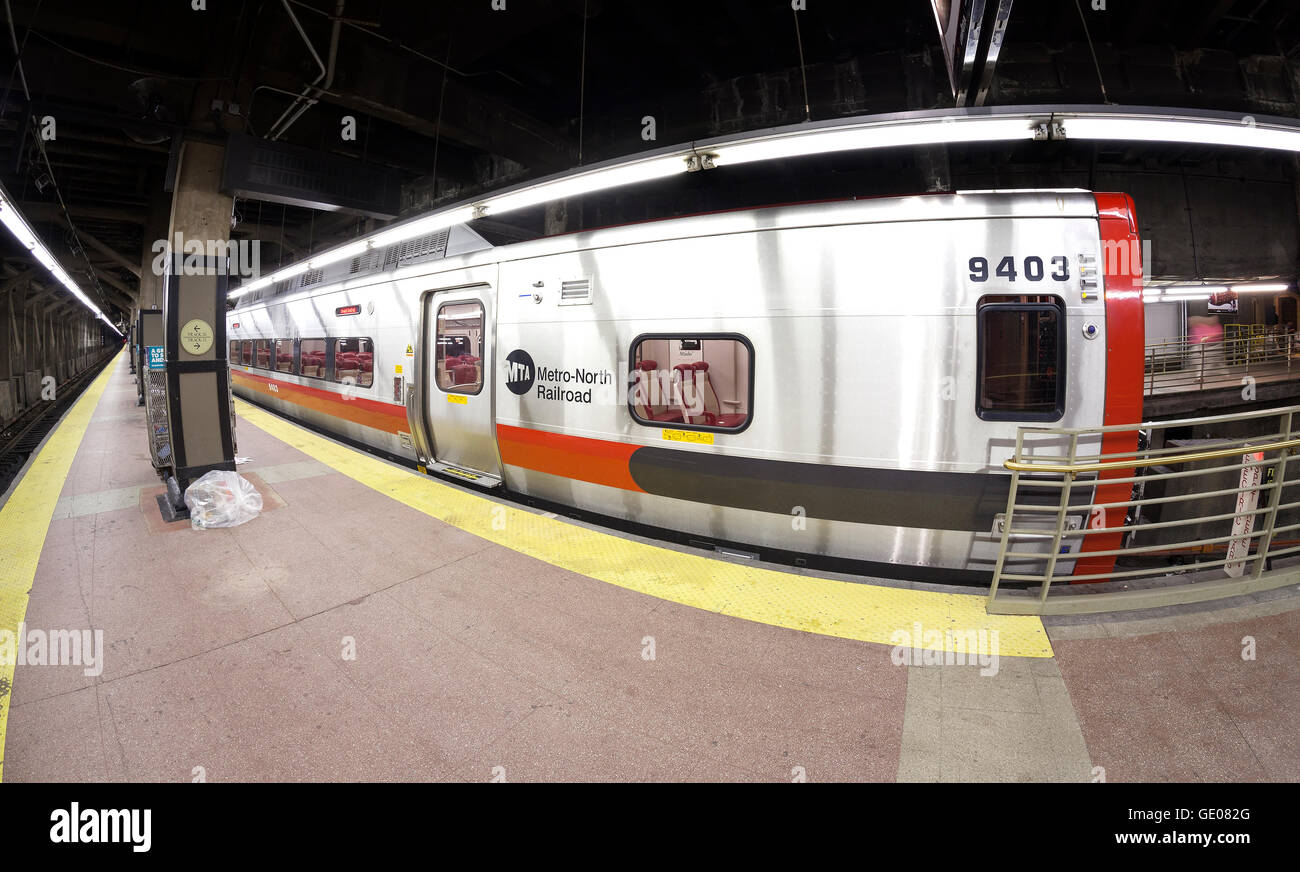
[0,351,118,498]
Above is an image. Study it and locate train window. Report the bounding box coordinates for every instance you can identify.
[229,340,239,363]
[976,296,1066,421]
[627,334,754,433]
[435,302,484,395]
[333,338,374,388]
[254,340,271,369]
[240,340,253,366]
[298,339,324,379]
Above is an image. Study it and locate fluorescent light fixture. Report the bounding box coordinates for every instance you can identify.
[483,157,689,215]
[1230,282,1289,293]
[710,116,1042,166]
[0,184,121,334]
[231,207,481,301]
[1149,288,1227,298]
[232,106,1300,304]
[1063,116,1300,153]
[367,206,479,248]
[1144,284,1226,303]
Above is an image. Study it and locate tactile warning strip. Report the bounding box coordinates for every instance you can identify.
[0,353,119,781]
[236,400,1052,659]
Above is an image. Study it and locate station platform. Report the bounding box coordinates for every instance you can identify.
[1,350,1297,782]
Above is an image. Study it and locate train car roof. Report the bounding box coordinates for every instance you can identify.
[229,188,1103,314]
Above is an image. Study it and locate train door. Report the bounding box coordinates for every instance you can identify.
[420,284,502,486]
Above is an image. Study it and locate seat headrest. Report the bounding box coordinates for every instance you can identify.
[636,360,658,371]
[692,361,710,371]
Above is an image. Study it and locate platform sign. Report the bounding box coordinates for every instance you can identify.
[147,346,166,370]
[1225,451,1265,577]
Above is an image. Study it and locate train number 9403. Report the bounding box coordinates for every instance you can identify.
[969,255,1069,283]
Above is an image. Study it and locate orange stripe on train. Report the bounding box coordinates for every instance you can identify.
[496,423,645,493]
[232,369,408,435]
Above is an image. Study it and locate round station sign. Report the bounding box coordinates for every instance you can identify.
[179,319,214,356]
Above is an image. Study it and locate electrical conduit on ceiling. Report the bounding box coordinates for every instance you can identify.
[267,0,344,141]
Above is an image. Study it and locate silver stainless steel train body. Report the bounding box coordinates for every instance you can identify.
[228,190,1115,576]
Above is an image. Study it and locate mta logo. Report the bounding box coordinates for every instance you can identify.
[505,349,535,395]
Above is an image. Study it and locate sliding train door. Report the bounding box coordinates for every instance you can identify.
[420,284,502,486]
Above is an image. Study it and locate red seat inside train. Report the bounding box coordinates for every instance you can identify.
[687,361,747,428]
[451,363,478,385]
[633,360,684,423]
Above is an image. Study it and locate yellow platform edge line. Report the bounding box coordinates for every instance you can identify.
[0,352,121,782]
[234,399,1052,659]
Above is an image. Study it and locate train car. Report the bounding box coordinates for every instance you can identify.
[227,189,1144,582]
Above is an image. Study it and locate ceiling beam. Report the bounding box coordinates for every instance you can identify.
[23,283,57,307]
[1,266,34,293]
[53,256,135,310]
[77,228,142,279]
[21,201,148,225]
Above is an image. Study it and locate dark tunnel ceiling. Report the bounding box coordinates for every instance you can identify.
[2,0,1300,317]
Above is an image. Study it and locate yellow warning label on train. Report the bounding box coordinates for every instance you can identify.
[447,394,468,405]
[661,429,713,445]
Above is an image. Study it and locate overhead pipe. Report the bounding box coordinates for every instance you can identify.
[264,0,326,138]
[267,0,344,141]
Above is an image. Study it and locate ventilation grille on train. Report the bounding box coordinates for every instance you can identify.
[232,223,493,306]
[349,250,383,274]
[385,230,451,267]
[558,277,593,306]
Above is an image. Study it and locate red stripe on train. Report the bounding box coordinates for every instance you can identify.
[1071,193,1146,582]
[232,369,409,434]
[496,423,645,493]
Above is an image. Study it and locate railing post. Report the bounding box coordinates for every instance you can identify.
[1198,342,1206,389]
[987,429,1026,606]
[1039,433,1080,605]
[1252,410,1294,579]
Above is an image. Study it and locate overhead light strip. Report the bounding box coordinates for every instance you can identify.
[1060,115,1300,152]
[0,183,121,335]
[230,106,1300,302]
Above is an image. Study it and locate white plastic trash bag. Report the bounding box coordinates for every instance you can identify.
[184,470,263,529]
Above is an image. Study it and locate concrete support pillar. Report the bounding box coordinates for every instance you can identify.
[168,142,231,244]
[139,172,172,310]
[545,199,583,236]
[155,139,236,516]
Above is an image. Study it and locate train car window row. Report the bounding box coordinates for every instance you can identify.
[299,339,325,379]
[435,301,485,395]
[976,295,1066,422]
[227,335,374,389]
[629,335,753,432]
[333,338,374,388]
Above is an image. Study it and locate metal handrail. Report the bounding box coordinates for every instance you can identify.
[1018,402,1300,437]
[1004,437,1300,473]
[1143,328,1295,397]
[987,404,1299,615]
